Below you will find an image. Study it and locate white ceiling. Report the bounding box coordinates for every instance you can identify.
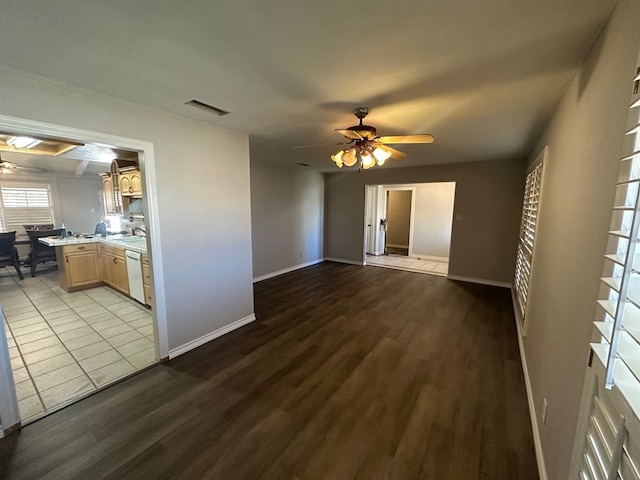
[0,0,619,171]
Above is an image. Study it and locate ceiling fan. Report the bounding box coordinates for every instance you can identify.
[301,107,434,169]
[0,153,47,175]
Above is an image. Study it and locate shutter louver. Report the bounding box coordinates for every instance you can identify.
[0,186,54,235]
[592,51,640,418]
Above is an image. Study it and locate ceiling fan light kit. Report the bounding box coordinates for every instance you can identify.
[328,107,434,170]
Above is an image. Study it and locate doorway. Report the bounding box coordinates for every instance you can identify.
[385,189,413,256]
[0,114,167,432]
[364,182,456,277]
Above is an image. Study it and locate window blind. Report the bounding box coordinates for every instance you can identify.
[515,162,543,318]
[0,185,54,234]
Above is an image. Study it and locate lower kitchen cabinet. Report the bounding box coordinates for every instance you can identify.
[142,253,152,307]
[57,244,102,292]
[99,244,129,295]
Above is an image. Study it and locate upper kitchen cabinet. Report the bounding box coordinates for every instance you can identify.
[120,170,142,197]
[99,172,116,215]
[99,159,141,215]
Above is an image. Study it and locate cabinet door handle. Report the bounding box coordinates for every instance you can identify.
[65,256,68,263]
[78,246,85,250]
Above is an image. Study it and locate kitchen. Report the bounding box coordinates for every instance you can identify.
[0,134,158,424]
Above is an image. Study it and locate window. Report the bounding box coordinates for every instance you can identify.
[0,185,55,234]
[514,160,544,320]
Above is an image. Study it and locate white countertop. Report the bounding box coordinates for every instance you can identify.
[39,235,148,254]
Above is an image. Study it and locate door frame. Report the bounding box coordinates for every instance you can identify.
[0,113,169,433]
[0,308,19,434]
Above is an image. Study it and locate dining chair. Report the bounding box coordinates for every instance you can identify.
[26,229,62,277]
[0,231,24,280]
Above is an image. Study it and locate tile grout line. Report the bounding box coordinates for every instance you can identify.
[1,269,50,419]
[17,272,101,406]
[1,267,156,422]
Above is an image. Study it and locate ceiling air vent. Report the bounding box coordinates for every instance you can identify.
[184,99,229,116]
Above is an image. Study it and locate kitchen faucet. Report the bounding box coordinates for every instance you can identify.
[134,227,146,237]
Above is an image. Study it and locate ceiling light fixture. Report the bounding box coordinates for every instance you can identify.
[6,136,41,149]
[330,143,390,169]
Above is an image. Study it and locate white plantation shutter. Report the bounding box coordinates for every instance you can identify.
[572,353,640,479]
[577,45,640,480]
[0,185,54,234]
[515,161,543,318]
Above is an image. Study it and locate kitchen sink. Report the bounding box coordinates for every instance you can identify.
[115,236,147,244]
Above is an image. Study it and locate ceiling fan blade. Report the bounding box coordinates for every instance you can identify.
[16,165,47,173]
[291,143,334,149]
[377,134,435,144]
[0,160,46,173]
[292,140,355,149]
[375,144,407,159]
[335,129,363,140]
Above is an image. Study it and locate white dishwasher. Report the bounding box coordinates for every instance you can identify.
[125,250,145,304]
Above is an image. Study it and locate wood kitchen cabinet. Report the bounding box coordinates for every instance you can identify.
[98,159,139,214]
[142,253,152,308]
[99,173,117,215]
[57,243,102,292]
[99,244,129,295]
[120,170,142,197]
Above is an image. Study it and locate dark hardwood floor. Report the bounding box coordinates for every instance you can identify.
[0,262,538,479]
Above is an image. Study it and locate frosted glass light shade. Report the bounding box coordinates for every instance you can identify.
[342,149,357,167]
[361,152,374,169]
[6,136,41,149]
[373,147,391,163]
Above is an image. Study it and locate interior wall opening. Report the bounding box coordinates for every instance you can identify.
[364,182,456,276]
[0,124,161,430]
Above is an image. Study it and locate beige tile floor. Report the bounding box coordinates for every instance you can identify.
[1,266,156,424]
[366,254,449,276]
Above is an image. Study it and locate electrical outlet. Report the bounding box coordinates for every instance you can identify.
[542,398,549,425]
[298,252,303,259]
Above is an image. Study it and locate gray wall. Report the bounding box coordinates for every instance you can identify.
[56,177,103,234]
[522,1,640,478]
[325,158,525,284]
[250,160,323,279]
[386,190,411,247]
[410,182,455,259]
[0,62,254,354]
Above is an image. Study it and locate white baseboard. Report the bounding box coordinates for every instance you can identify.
[446,274,512,289]
[387,243,409,249]
[512,288,547,480]
[324,257,364,266]
[411,254,449,263]
[253,259,323,283]
[168,314,256,359]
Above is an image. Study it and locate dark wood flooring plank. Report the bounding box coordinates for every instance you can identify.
[0,262,538,480]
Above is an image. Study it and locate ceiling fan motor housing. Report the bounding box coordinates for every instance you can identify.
[347,124,377,140]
